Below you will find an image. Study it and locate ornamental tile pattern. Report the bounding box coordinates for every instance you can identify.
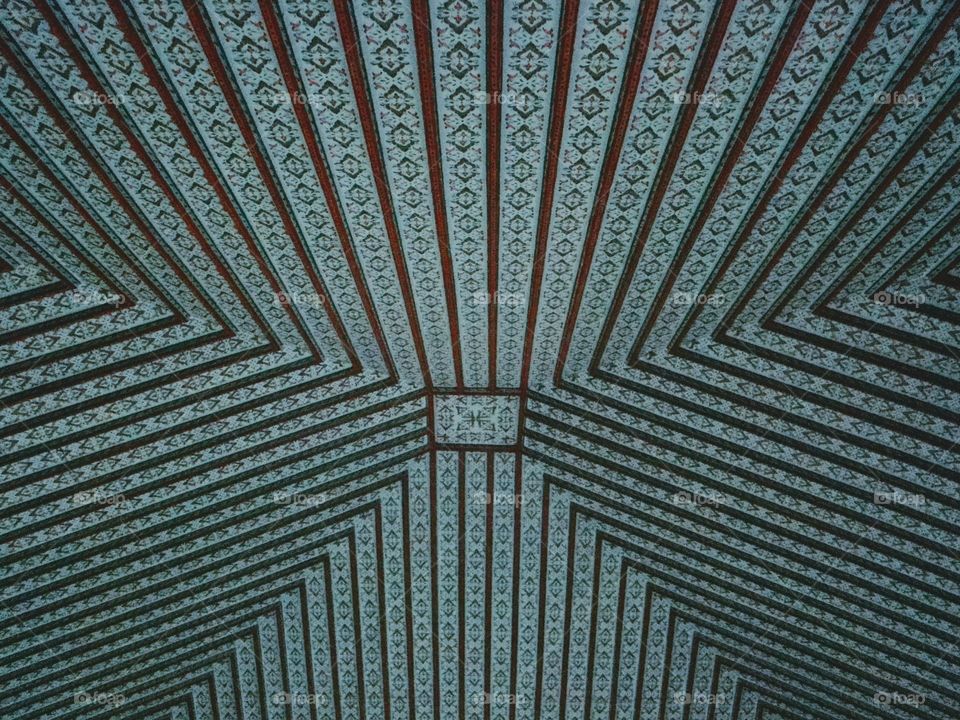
[0,1,958,719]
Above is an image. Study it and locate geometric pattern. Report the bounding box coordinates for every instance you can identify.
[0,0,958,718]
[433,394,519,445]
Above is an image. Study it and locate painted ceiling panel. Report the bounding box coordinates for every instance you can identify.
[0,0,958,718]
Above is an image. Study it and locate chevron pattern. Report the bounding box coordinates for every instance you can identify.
[1,0,958,718]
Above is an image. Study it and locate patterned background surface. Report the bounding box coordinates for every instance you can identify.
[0,0,958,718]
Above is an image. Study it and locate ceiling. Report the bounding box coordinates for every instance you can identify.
[1,0,959,718]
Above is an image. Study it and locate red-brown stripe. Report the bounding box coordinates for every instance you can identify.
[333,0,434,388]
[411,0,465,388]
[665,0,890,350]
[551,0,662,386]
[100,0,320,359]
[257,0,398,381]
[587,0,737,374]
[487,0,503,389]
[182,1,359,368]
[626,0,812,359]
[516,0,581,431]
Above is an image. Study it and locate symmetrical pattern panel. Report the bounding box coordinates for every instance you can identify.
[0,0,958,718]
